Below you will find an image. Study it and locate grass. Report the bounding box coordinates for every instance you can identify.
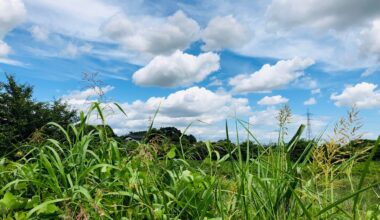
[0,102,379,219]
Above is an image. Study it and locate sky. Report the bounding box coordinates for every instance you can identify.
[0,0,380,142]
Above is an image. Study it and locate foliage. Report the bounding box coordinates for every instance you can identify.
[0,74,77,158]
[122,126,197,157]
[0,102,379,219]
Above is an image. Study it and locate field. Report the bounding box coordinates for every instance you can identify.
[0,103,379,219]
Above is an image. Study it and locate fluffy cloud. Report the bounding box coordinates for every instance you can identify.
[304,97,316,106]
[0,0,26,38]
[266,0,380,31]
[0,0,26,58]
[229,57,315,93]
[24,0,118,40]
[62,86,329,141]
[258,95,288,106]
[202,15,250,51]
[61,85,114,106]
[249,107,327,141]
[0,41,11,57]
[143,87,250,118]
[61,86,252,139]
[132,50,220,87]
[330,82,380,108]
[102,10,200,56]
[360,19,380,61]
[249,108,278,127]
[262,0,380,70]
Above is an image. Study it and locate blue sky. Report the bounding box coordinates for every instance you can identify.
[0,0,380,141]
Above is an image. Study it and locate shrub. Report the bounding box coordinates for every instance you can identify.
[0,74,77,158]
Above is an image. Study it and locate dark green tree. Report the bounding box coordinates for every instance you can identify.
[0,74,77,158]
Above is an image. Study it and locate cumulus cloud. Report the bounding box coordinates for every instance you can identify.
[102,10,200,56]
[249,107,328,141]
[61,86,252,139]
[0,0,26,59]
[229,57,315,93]
[258,95,288,106]
[304,97,316,106]
[132,50,220,88]
[330,82,380,108]
[202,15,250,51]
[61,85,330,141]
[249,108,279,127]
[266,0,380,31]
[0,0,26,38]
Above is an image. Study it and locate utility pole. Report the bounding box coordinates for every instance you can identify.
[306,108,312,141]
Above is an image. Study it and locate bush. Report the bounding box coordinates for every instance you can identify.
[0,74,77,158]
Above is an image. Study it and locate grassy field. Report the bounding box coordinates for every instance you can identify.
[0,103,379,219]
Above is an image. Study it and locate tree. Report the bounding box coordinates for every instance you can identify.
[121,127,197,157]
[0,74,77,158]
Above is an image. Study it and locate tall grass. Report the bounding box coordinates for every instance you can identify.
[0,102,379,219]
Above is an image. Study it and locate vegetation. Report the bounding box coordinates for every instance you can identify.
[0,77,379,219]
[0,75,77,159]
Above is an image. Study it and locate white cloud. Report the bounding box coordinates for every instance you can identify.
[0,57,24,66]
[229,57,315,93]
[0,0,26,59]
[249,107,328,141]
[207,77,223,87]
[61,85,114,106]
[0,0,26,38]
[60,42,93,58]
[249,108,278,127]
[101,10,200,56]
[266,0,380,31]
[61,85,330,141]
[23,0,118,40]
[311,88,321,95]
[0,41,11,57]
[132,50,220,88]
[360,19,380,61]
[29,25,49,41]
[258,95,288,106]
[61,86,252,140]
[218,0,378,70]
[304,97,317,106]
[330,82,380,109]
[202,15,250,51]
[143,87,250,118]
[361,66,378,77]
[293,76,318,89]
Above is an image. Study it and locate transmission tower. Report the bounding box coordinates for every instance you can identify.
[306,108,312,141]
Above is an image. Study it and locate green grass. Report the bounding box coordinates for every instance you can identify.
[0,103,379,219]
